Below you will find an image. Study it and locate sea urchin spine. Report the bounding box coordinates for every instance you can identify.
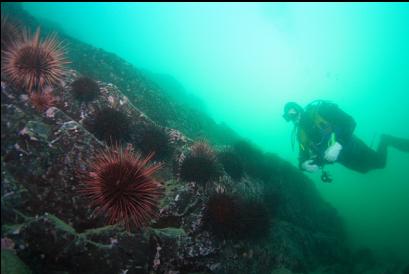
[1,15,22,51]
[28,87,58,112]
[80,145,163,230]
[2,28,68,92]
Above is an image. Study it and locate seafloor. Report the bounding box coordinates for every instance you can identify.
[1,3,408,274]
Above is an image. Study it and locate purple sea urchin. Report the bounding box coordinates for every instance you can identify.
[180,141,222,184]
[70,76,100,103]
[137,125,173,160]
[90,108,132,144]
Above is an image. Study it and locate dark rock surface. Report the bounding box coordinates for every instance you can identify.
[2,3,390,274]
[0,74,346,274]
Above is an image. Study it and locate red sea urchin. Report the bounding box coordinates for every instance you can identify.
[29,88,58,112]
[204,192,241,238]
[2,28,68,92]
[80,146,163,230]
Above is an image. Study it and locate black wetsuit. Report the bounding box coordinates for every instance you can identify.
[337,136,387,173]
[297,101,389,173]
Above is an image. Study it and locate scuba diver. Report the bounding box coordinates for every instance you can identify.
[283,100,409,182]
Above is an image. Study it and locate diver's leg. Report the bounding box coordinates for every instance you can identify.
[380,134,409,152]
[375,135,388,168]
[339,135,409,173]
[338,136,385,173]
[365,134,409,171]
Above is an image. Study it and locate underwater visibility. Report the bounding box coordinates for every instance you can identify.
[2,2,409,274]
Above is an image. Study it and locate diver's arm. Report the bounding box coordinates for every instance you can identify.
[324,141,343,162]
[301,159,320,173]
[298,140,319,173]
[299,148,320,173]
[321,103,356,145]
[297,129,310,169]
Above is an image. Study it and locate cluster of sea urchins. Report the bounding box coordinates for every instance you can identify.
[80,145,163,230]
[180,141,222,184]
[2,28,68,93]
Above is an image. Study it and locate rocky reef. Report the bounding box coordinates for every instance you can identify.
[4,3,404,274]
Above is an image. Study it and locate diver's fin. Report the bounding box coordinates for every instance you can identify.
[382,134,409,152]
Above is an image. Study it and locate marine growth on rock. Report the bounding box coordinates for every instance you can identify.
[217,149,244,180]
[204,191,271,240]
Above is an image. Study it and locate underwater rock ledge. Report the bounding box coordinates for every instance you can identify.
[0,3,360,274]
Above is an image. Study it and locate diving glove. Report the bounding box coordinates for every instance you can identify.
[324,142,343,162]
[301,159,319,173]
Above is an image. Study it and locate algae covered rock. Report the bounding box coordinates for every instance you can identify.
[1,3,353,274]
[4,213,150,274]
[1,250,31,274]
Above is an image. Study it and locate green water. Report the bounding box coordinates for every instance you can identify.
[23,2,409,262]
